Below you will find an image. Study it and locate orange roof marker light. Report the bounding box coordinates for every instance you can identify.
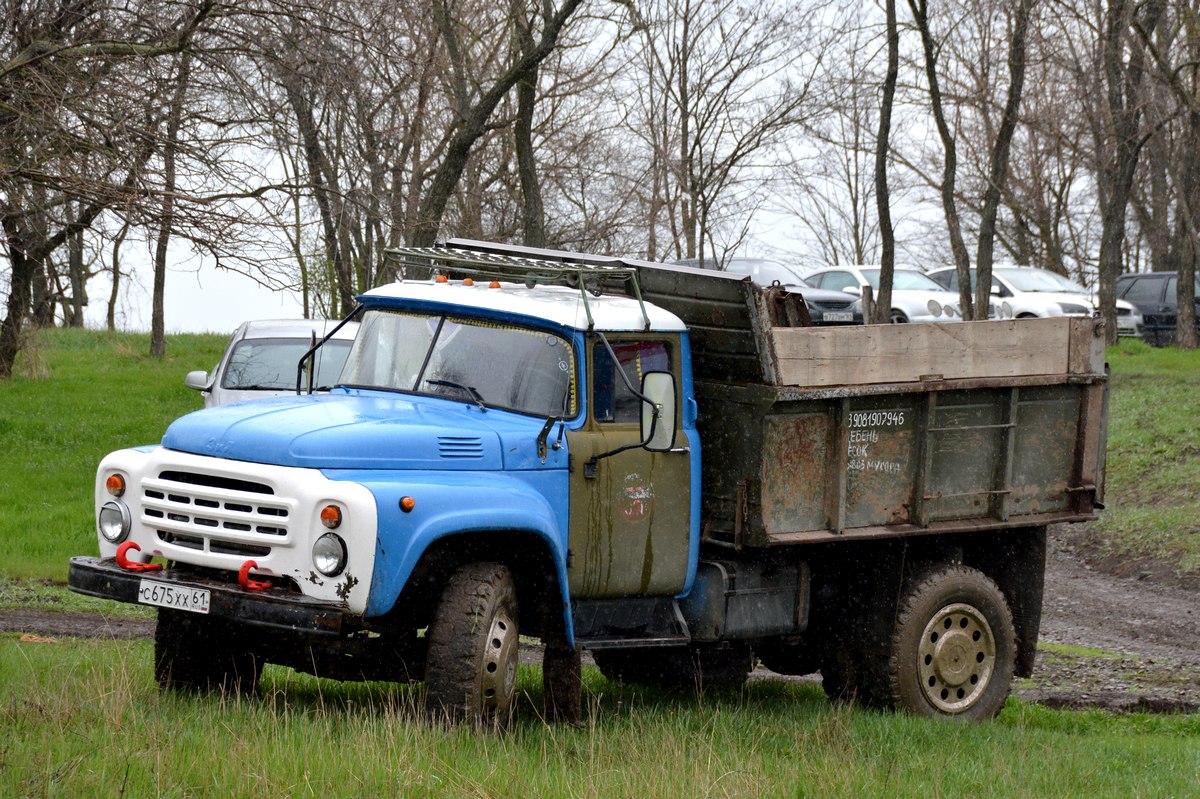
[435,274,449,283]
[463,278,475,286]
[489,280,502,288]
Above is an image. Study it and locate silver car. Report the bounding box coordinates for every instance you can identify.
[185,319,359,407]
[807,266,969,323]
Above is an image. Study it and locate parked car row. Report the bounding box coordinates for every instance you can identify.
[927,266,1143,338]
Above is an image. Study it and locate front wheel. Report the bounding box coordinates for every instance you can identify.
[887,565,1015,719]
[424,562,520,729]
[889,309,909,324]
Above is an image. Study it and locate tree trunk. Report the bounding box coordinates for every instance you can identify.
[975,0,1034,321]
[873,0,898,324]
[910,0,974,318]
[107,221,129,332]
[1097,0,1166,345]
[151,53,192,358]
[513,0,546,248]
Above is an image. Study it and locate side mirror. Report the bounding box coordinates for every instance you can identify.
[185,370,210,392]
[843,285,862,297]
[990,284,1002,297]
[641,371,676,451]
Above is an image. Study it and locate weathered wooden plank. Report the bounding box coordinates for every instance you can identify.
[1067,317,1107,375]
[771,318,1076,388]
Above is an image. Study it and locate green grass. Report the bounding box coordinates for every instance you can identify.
[1085,338,1200,582]
[1,635,1197,798]
[0,328,225,581]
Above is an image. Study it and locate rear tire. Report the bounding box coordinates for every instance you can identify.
[424,562,519,729]
[154,610,261,695]
[887,565,1015,719]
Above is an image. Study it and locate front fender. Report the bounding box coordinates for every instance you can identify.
[324,469,572,639]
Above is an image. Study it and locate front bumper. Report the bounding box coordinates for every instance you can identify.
[68,556,352,636]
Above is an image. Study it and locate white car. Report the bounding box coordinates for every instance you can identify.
[806,266,969,323]
[927,266,1143,337]
[185,319,360,407]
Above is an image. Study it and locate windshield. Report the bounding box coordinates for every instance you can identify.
[994,268,1087,293]
[222,338,352,391]
[860,269,945,291]
[340,309,577,417]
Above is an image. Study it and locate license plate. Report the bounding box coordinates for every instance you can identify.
[137,579,211,614]
[822,312,854,322]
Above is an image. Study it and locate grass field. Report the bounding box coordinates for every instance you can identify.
[1085,338,1200,582]
[2,636,1197,798]
[1,327,1198,797]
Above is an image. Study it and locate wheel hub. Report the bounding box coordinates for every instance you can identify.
[480,609,519,716]
[917,602,996,713]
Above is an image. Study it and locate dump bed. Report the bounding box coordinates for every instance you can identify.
[632,260,1109,547]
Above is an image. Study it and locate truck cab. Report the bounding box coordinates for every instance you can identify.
[70,249,701,727]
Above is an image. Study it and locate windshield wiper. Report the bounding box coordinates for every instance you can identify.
[425,379,487,411]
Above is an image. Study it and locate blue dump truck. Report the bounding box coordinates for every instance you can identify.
[69,240,1109,726]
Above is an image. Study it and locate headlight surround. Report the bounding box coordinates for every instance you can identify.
[312,532,347,577]
[927,299,943,317]
[98,500,132,544]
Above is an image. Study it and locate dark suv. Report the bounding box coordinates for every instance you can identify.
[1115,271,1200,346]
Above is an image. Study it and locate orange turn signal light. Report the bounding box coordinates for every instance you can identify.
[320,505,342,529]
[105,474,126,497]
[399,496,416,513]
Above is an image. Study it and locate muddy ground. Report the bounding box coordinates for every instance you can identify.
[3,526,1197,713]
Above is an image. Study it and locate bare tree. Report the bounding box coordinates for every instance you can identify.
[0,0,217,377]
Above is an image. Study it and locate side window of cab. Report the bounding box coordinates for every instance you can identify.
[592,340,671,423]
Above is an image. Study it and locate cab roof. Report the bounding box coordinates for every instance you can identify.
[360,279,687,333]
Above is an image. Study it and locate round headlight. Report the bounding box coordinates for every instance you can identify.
[98,500,132,543]
[927,300,943,317]
[312,533,347,577]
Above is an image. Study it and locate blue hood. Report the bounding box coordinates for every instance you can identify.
[162,390,511,470]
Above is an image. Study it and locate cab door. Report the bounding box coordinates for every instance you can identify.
[566,335,692,598]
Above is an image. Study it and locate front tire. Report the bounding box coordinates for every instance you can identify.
[889,309,909,324]
[887,565,1015,719]
[424,562,520,729]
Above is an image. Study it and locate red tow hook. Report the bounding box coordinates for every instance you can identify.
[115,541,163,572]
[238,560,271,591]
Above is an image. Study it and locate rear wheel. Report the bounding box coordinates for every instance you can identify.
[424,562,519,729]
[154,610,261,695]
[887,565,1015,719]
